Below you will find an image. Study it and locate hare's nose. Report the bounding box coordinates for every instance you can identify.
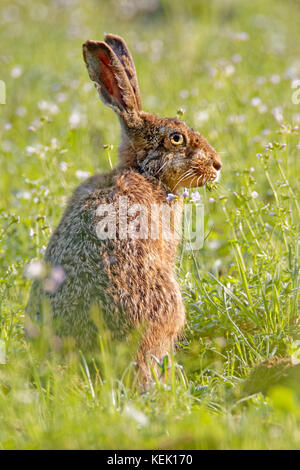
[213,159,222,171]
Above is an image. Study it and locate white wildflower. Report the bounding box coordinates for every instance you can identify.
[76,170,90,179]
[16,106,27,117]
[270,74,281,84]
[25,260,46,279]
[125,404,148,427]
[272,106,283,123]
[26,146,36,155]
[195,110,209,125]
[251,97,261,107]
[11,65,23,78]
[179,90,189,99]
[59,161,68,172]
[69,110,84,129]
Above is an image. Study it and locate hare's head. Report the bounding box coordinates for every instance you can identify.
[83,34,221,193]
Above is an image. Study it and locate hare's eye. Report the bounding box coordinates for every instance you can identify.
[170,133,184,146]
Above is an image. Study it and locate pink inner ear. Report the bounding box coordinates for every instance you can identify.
[97,51,126,108]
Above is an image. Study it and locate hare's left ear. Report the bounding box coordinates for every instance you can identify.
[104,34,142,111]
[82,40,140,116]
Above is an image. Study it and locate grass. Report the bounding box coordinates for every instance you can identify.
[1,0,300,450]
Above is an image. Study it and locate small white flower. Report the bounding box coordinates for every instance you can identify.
[270,74,281,84]
[224,64,235,77]
[232,31,249,41]
[16,106,27,117]
[26,146,36,155]
[258,104,268,114]
[51,266,66,284]
[42,187,49,197]
[69,110,83,129]
[251,191,259,199]
[179,89,189,99]
[76,170,90,179]
[17,190,32,200]
[11,65,23,78]
[56,92,67,103]
[48,103,59,115]
[232,54,242,63]
[25,260,45,279]
[50,138,58,149]
[125,404,148,427]
[293,113,300,124]
[272,106,283,123]
[195,110,209,125]
[227,114,246,124]
[37,100,59,115]
[37,100,48,110]
[43,266,66,293]
[251,97,261,107]
[59,161,68,172]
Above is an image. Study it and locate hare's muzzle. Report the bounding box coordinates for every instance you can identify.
[184,149,222,187]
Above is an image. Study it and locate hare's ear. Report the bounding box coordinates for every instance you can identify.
[82,40,139,115]
[104,34,142,111]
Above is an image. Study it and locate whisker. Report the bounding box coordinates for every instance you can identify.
[172,175,191,192]
[172,169,194,191]
[155,158,170,176]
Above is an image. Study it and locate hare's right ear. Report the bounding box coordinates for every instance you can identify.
[82,40,140,116]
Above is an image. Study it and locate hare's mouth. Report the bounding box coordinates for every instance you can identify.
[171,166,220,191]
[213,169,221,183]
[184,169,220,188]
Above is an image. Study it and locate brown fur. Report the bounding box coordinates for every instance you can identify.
[26,34,222,384]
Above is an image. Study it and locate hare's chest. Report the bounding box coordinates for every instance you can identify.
[97,241,183,328]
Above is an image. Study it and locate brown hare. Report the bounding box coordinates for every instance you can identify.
[26,34,221,384]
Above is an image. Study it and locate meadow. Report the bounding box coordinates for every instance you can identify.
[0,0,300,450]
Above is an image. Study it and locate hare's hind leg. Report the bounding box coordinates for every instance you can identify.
[136,305,185,387]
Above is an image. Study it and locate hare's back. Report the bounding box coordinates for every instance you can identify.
[45,183,114,269]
